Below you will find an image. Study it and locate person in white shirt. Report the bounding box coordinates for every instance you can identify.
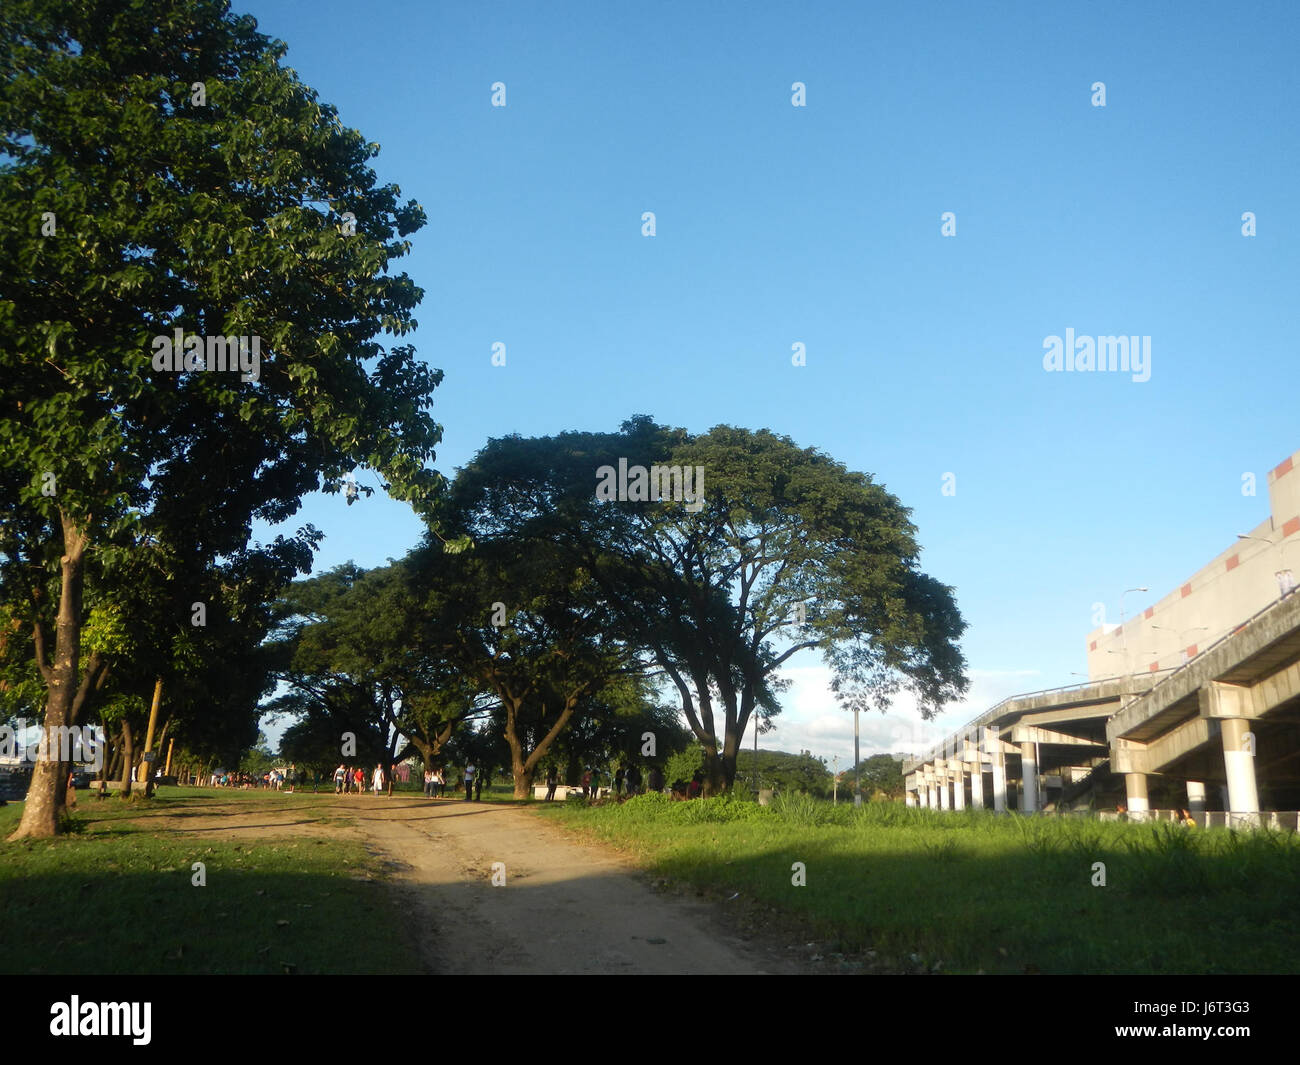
[372,764,386,795]
[463,764,475,801]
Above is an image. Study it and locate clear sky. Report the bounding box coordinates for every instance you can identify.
[245,0,1300,763]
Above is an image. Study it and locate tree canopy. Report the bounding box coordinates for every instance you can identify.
[0,0,444,837]
[448,416,969,794]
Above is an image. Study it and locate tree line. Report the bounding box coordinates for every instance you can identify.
[0,0,968,837]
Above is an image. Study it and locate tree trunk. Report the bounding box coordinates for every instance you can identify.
[119,720,135,799]
[503,690,583,800]
[106,736,122,784]
[141,676,164,798]
[8,513,89,840]
[512,760,537,800]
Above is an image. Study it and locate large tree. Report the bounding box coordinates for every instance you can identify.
[407,538,636,798]
[0,0,443,837]
[451,417,969,795]
[269,562,491,785]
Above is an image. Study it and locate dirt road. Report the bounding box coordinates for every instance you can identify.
[139,790,809,974]
[347,796,802,974]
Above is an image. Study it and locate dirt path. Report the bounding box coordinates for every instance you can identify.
[135,790,809,974]
[345,796,805,974]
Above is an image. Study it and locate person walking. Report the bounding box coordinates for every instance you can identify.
[614,765,625,797]
[371,763,385,796]
[545,766,558,801]
[463,763,476,801]
[626,763,642,797]
[474,768,485,801]
[433,768,444,798]
[334,763,347,794]
[353,766,365,794]
[647,765,664,794]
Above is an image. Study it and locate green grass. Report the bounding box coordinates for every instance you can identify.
[0,789,421,974]
[537,792,1300,974]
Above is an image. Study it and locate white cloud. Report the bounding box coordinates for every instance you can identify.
[757,662,1046,766]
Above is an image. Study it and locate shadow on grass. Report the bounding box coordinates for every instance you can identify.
[0,816,420,975]
[539,802,1300,974]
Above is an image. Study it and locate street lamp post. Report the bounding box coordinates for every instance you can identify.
[1152,624,1209,664]
[1119,586,1148,678]
[854,706,861,806]
[1238,533,1297,596]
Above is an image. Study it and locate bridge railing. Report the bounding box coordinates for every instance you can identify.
[905,671,1178,769]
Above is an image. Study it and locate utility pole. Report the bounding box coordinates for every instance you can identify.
[141,677,163,798]
[854,706,862,806]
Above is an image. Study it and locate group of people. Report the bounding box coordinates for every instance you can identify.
[539,764,707,801]
[209,767,299,790]
[333,763,392,796]
[423,764,486,801]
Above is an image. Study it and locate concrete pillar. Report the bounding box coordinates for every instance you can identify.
[969,762,985,810]
[927,783,937,809]
[951,764,965,810]
[1186,780,1206,818]
[1221,718,1260,827]
[1125,773,1149,821]
[938,769,949,810]
[1020,742,1039,813]
[991,752,1007,813]
[905,790,916,807]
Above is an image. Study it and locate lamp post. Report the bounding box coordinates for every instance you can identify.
[1119,586,1148,677]
[854,706,861,805]
[1238,531,1296,561]
[1152,624,1208,664]
[1238,533,1297,597]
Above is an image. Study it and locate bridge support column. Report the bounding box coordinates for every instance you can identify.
[938,770,949,810]
[905,790,916,807]
[969,763,985,810]
[1186,780,1206,819]
[1020,742,1039,813]
[1125,773,1149,821]
[991,752,1007,813]
[1221,718,1260,828]
[951,765,965,810]
[927,783,937,809]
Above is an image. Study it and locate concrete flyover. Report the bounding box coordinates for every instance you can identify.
[903,444,1300,829]
[902,674,1168,816]
[902,592,1300,827]
[1107,591,1300,828]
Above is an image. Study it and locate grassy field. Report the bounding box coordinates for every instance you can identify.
[0,788,422,975]
[537,792,1300,974]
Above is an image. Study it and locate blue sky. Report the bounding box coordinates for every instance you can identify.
[247,0,1300,762]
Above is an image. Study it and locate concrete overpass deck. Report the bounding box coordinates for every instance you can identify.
[1107,590,1300,819]
[901,592,1300,825]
